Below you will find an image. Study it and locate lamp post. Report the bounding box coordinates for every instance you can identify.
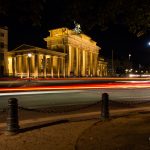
[112,49,114,76]
[129,54,131,61]
[28,53,32,81]
[148,42,150,74]
[128,54,131,71]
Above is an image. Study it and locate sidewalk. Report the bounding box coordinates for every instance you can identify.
[76,112,150,150]
[0,102,150,150]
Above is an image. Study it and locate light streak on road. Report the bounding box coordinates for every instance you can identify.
[0,82,150,92]
[0,90,82,96]
[0,83,149,110]
[116,80,150,83]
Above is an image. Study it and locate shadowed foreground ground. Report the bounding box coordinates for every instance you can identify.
[76,113,150,150]
[0,102,150,150]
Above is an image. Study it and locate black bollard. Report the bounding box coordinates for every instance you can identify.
[6,98,20,135]
[101,93,109,120]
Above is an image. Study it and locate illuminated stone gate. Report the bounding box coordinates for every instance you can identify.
[44,27,107,77]
[6,27,107,78]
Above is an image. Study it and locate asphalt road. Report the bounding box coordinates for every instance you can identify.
[0,88,150,110]
[0,77,150,87]
[0,78,150,110]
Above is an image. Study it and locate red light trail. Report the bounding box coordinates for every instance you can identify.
[0,82,150,92]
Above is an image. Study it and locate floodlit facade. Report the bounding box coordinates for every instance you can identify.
[97,58,108,77]
[44,28,107,77]
[8,44,66,78]
[0,26,8,76]
[3,27,107,78]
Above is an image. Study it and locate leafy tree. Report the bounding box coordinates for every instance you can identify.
[0,0,46,26]
[63,0,150,37]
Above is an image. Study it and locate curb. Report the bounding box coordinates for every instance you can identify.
[0,106,150,130]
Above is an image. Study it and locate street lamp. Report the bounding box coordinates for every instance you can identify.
[128,54,132,76]
[129,54,131,61]
[28,53,32,81]
[112,49,114,76]
[148,42,150,46]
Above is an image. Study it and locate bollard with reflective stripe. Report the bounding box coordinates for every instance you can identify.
[6,98,20,135]
[101,93,109,120]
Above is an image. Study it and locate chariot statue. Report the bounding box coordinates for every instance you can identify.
[74,21,82,34]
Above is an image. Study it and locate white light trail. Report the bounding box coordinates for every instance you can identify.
[0,90,83,96]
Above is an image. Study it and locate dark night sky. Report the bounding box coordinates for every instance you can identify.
[5,0,150,69]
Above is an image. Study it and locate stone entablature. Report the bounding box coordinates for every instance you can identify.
[45,28,99,52]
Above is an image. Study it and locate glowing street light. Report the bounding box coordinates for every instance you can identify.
[28,53,32,58]
[148,42,150,46]
[28,53,32,81]
[129,54,131,61]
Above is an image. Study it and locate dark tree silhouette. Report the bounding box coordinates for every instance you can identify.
[63,0,150,36]
[0,0,46,26]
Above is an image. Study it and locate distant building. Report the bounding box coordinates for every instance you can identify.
[3,27,107,78]
[8,44,66,78]
[97,57,107,77]
[0,26,8,76]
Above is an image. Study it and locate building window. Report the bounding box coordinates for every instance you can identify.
[0,42,4,48]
